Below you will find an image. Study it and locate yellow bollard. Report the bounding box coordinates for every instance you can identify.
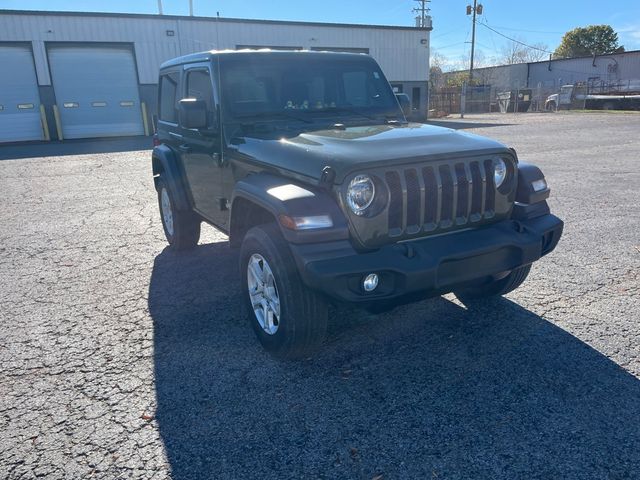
[53,104,63,141]
[39,104,51,141]
[141,102,150,136]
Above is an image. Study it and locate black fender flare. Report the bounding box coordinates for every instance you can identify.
[151,144,190,211]
[230,173,349,247]
[516,162,551,205]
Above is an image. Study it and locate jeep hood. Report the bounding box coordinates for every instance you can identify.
[230,122,511,184]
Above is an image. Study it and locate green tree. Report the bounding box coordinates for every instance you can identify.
[445,71,472,87]
[554,25,624,58]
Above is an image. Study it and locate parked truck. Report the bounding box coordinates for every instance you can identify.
[546,80,640,111]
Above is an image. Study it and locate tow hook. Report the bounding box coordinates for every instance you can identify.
[512,220,526,233]
[393,243,416,258]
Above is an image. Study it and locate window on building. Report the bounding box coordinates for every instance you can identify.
[159,72,179,123]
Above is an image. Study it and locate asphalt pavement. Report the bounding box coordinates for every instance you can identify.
[1,112,639,479]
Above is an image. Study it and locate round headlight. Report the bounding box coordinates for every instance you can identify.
[347,175,375,215]
[493,157,507,188]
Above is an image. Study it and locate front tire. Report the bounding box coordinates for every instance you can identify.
[240,223,328,359]
[157,178,201,250]
[455,264,532,303]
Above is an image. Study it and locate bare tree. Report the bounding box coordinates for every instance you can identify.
[430,49,447,70]
[454,48,488,71]
[429,49,447,88]
[499,39,548,64]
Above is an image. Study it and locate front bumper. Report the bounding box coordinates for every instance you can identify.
[290,213,563,304]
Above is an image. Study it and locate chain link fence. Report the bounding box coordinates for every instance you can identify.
[429,83,547,116]
[430,80,640,116]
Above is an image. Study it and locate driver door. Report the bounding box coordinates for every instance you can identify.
[180,64,226,228]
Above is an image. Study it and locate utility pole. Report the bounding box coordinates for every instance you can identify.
[413,0,430,28]
[466,1,482,83]
[469,0,477,82]
[189,0,193,16]
[413,0,431,119]
[157,0,163,15]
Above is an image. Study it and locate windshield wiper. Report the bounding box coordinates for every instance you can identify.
[235,111,313,124]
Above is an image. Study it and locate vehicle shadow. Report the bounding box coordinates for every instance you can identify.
[149,241,640,479]
[427,119,513,130]
[0,136,150,160]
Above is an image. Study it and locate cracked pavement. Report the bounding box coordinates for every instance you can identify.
[1,112,639,479]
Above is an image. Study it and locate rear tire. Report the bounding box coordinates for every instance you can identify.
[157,178,201,250]
[455,264,532,304]
[240,223,328,359]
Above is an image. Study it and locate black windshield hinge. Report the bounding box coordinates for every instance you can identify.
[320,166,336,186]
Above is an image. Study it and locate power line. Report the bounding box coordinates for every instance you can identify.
[432,41,469,50]
[431,28,461,40]
[479,24,564,35]
[480,11,502,57]
[478,20,553,53]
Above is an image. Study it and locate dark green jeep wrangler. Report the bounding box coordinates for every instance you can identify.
[152,50,563,358]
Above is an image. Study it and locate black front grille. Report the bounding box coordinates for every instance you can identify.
[386,159,496,238]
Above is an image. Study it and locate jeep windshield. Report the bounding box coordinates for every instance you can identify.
[219,53,403,125]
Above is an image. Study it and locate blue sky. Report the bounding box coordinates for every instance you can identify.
[3,0,640,68]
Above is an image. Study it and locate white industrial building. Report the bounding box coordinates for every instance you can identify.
[0,10,431,143]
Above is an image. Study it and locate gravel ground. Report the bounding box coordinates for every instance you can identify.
[1,112,639,479]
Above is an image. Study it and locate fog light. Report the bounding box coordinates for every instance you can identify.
[363,273,379,292]
[531,178,548,192]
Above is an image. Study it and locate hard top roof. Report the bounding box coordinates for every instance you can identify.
[159,49,371,70]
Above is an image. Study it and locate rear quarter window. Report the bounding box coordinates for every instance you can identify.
[159,72,179,123]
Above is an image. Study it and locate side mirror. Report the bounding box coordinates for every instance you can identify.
[179,98,208,130]
[395,93,411,118]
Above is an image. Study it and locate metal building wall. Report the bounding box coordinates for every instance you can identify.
[469,64,529,90]
[439,51,640,111]
[440,64,528,93]
[529,51,640,92]
[0,10,430,139]
[0,11,429,85]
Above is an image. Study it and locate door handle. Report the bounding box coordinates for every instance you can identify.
[178,144,191,153]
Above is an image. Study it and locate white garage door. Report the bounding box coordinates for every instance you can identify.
[0,45,43,143]
[48,45,144,139]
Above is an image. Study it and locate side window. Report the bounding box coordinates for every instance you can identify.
[159,72,179,123]
[342,69,388,108]
[342,71,368,106]
[186,69,214,111]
